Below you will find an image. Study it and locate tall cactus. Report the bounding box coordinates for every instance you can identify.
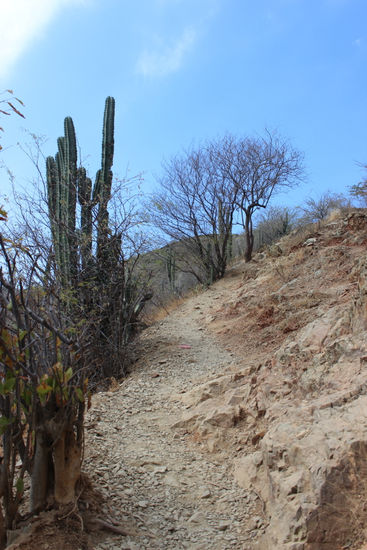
[96,96,115,266]
[46,156,61,270]
[46,97,116,286]
[45,97,150,380]
[77,166,93,271]
[47,119,78,285]
[166,246,176,292]
[64,117,78,281]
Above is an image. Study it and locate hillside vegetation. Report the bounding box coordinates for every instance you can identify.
[2,93,367,549]
[5,210,367,550]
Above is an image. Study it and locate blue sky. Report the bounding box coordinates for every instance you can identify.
[1,0,366,213]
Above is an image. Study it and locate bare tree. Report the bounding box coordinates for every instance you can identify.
[149,145,236,285]
[350,165,367,206]
[254,205,299,249]
[213,131,304,262]
[300,191,350,223]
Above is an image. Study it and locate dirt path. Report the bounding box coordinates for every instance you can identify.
[84,271,261,550]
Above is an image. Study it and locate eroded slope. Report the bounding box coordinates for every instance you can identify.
[174,211,367,549]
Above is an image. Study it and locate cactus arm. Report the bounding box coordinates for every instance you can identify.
[46,97,116,287]
[77,167,93,271]
[96,97,115,265]
[92,169,101,203]
[100,96,115,204]
[64,117,78,281]
[46,156,61,270]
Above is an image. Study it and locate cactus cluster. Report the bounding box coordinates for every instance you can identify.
[166,246,176,291]
[46,97,116,285]
[45,97,150,379]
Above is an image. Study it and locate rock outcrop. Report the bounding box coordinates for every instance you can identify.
[173,211,367,549]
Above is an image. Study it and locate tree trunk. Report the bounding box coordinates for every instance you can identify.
[0,510,5,550]
[0,465,7,550]
[53,428,82,505]
[244,211,254,263]
[30,431,53,512]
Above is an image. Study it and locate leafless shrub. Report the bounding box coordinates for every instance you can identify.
[350,166,367,206]
[214,131,304,262]
[299,191,351,224]
[149,130,304,281]
[149,145,236,285]
[253,206,300,250]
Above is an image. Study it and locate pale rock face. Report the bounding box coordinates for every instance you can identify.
[234,396,367,548]
[171,212,367,549]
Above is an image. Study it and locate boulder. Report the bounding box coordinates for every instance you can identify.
[234,395,367,549]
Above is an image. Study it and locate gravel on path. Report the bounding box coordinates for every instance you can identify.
[85,286,261,550]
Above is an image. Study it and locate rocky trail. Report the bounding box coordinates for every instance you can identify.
[11,210,367,550]
[85,270,263,550]
[83,211,367,550]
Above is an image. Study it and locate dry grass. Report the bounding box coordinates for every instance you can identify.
[271,258,296,284]
[143,294,188,324]
[281,222,320,253]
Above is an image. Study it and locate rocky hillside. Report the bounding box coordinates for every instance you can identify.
[173,209,367,549]
[11,209,367,550]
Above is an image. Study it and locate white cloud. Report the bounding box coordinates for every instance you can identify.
[0,0,87,80]
[136,26,197,77]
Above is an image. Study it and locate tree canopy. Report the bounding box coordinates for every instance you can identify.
[150,131,304,274]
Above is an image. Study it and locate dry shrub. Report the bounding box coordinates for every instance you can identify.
[325,208,344,222]
[292,246,307,264]
[143,294,187,323]
[281,222,319,253]
[265,243,283,258]
[271,258,296,285]
[257,306,275,328]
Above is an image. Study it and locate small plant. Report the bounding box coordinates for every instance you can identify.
[0,89,25,151]
[0,228,88,547]
[299,191,350,224]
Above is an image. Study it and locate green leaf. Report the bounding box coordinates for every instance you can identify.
[0,207,8,221]
[21,389,32,407]
[0,416,13,434]
[62,387,69,401]
[36,383,53,397]
[64,367,73,383]
[15,478,24,495]
[18,330,27,342]
[3,376,16,394]
[75,388,84,403]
